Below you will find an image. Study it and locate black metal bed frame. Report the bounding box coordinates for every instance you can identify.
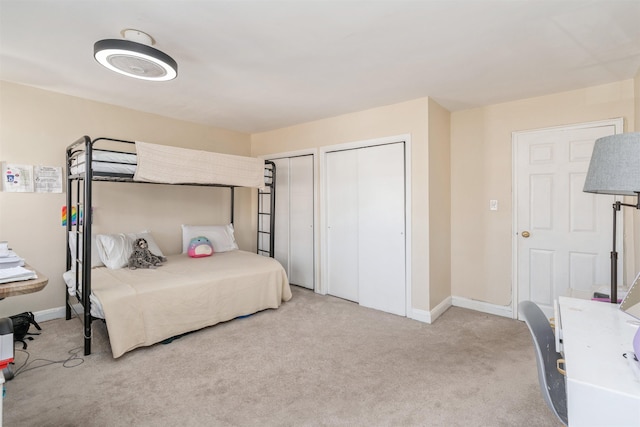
[65,136,276,355]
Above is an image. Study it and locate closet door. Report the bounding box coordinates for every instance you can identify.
[326,149,359,302]
[273,155,315,290]
[273,158,290,269]
[357,143,406,316]
[326,142,406,315]
[288,156,314,289]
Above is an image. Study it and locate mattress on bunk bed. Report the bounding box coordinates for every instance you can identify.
[89,250,291,358]
[70,142,267,188]
[133,141,266,188]
[70,150,137,175]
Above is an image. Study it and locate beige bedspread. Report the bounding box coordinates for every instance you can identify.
[91,250,291,358]
[133,141,266,188]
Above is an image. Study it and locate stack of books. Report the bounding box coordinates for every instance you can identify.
[0,251,36,284]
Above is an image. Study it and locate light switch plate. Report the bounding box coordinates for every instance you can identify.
[489,199,498,211]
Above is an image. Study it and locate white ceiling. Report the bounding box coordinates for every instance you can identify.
[1,0,639,134]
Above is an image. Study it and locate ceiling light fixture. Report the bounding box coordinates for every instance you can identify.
[94,29,177,81]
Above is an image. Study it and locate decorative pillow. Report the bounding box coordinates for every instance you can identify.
[181,224,238,254]
[96,230,164,270]
[187,236,214,258]
[68,232,104,269]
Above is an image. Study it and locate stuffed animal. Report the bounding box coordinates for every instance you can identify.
[128,237,166,269]
[188,236,214,258]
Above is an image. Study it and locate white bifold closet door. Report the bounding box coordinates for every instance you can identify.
[273,155,314,289]
[326,142,406,316]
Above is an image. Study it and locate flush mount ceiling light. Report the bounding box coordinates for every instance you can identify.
[94,29,177,81]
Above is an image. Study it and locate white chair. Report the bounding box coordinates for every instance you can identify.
[519,301,568,426]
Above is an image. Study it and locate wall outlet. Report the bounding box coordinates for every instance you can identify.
[489,199,498,211]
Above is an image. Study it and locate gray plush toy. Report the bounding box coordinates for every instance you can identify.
[128,238,166,269]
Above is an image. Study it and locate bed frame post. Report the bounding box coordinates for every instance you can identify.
[65,145,73,321]
[230,187,235,225]
[82,137,93,356]
[269,162,276,258]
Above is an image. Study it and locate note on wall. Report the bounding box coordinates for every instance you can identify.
[1,162,63,193]
[35,165,62,193]
[2,162,34,192]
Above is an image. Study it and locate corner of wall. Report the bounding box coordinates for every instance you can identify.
[427,99,452,310]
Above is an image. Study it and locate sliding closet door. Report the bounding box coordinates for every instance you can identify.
[272,155,315,290]
[358,143,406,316]
[326,149,359,302]
[273,158,290,269]
[326,142,406,316]
[288,156,314,289]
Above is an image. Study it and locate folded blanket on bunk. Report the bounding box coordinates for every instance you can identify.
[91,250,291,358]
[133,141,266,188]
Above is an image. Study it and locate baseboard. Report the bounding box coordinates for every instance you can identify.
[32,304,82,324]
[409,296,452,324]
[451,296,513,318]
[31,306,65,323]
[409,307,431,323]
[35,299,512,328]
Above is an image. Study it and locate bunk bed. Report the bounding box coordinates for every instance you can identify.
[65,136,290,358]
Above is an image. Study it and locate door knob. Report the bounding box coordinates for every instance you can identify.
[521,231,531,238]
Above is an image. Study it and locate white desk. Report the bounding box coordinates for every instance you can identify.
[558,296,640,426]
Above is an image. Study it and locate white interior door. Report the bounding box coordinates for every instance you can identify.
[326,142,406,316]
[272,155,315,290]
[515,120,622,317]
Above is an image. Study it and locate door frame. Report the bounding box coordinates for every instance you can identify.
[511,118,624,319]
[320,134,412,316]
[262,149,319,292]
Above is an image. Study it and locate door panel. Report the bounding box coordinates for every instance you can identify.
[273,158,290,273]
[326,150,359,302]
[289,155,314,289]
[357,143,406,316]
[516,124,618,317]
[326,142,406,316]
[272,155,315,290]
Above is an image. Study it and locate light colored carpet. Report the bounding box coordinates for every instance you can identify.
[4,287,558,426]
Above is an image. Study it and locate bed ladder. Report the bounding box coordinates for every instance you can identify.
[257,161,276,257]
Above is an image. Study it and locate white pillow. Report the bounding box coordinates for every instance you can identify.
[96,230,164,270]
[68,232,104,268]
[181,224,238,254]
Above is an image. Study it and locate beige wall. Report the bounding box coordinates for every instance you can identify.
[3,77,637,321]
[0,81,252,317]
[251,98,437,312]
[451,80,637,307]
[636,70,640,128]
[428,99,451,307]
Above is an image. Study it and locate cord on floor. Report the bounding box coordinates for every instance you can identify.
[11,346,84,377]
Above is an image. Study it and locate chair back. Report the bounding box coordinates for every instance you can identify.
[519,301,568,426]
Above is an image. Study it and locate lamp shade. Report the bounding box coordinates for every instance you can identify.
[583,132,640,196]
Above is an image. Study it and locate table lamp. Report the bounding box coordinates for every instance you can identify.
[583,132,640,303]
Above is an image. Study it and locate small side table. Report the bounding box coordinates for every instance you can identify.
[0,265,48,426]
